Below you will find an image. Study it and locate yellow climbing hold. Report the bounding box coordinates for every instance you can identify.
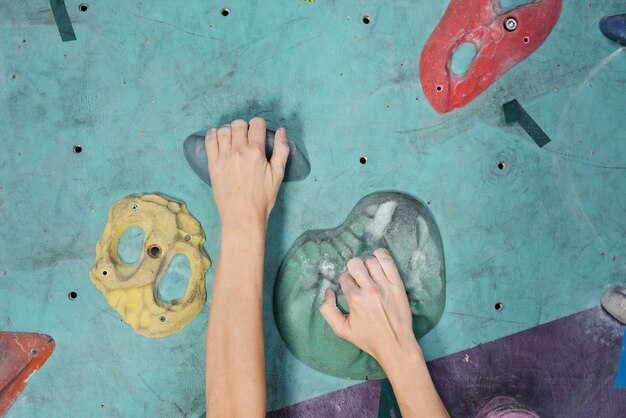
[90,194,211,338]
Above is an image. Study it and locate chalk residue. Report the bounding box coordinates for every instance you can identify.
[366,201,398,239]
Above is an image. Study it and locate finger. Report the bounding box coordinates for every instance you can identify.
[372,248,404,286]
[319,288,350,339]
[338,271,358,294]
[216,124,232,154]
[248,117,266,151]
[270,128,290,184]
[230,119,248,149]
[346,257,376,289]
[205,128,218,162]
[364,256,388,289]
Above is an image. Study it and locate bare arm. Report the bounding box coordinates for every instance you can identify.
[205,118,289,417]
[320,249,449,418]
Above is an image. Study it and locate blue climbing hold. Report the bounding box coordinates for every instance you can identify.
[183,129,310,187]
[600,14,626,47]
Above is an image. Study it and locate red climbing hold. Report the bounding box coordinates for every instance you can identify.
[419,0,562,114]
[0,332,55,416]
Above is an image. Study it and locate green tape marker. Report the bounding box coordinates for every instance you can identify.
[503,100,551,148]
[49,0,76,42]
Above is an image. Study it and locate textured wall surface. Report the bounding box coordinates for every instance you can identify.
[1,1,625,417]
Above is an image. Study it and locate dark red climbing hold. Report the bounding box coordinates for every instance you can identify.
[420,0,562,114]
[0,332,55,416]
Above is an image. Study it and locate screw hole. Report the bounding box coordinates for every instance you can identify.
[436,85,443,92]
[73,145,82,154]
[495,302,504,311]
[221,8,230,16]
[68,291,78,300]
[159,315,166,323]
[31,348,39,356]
[130,204,139,212]
[148,245,162,258]
[523,37,529,43]
[79,3,88,12]
[102,270,108,276]
[362,15,371,24]
[359,156,368,165]
[498,161,506,170]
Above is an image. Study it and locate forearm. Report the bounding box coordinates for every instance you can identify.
[206,226,267,417]
[380,346,449,418]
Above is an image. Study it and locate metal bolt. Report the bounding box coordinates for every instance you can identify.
[159,315,166,323]
[31,348,39,356]
[131,204,139,212]
[504,17,518,32]
[183,235,191,242]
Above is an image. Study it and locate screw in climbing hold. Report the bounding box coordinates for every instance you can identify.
[184,235,191,242]
[131,204,139,212]
[504,17,518,32]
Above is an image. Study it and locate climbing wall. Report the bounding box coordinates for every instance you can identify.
[1,1,625,417]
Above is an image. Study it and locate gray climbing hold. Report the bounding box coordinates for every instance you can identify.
[183,130,310,187]
[601,285,626,324]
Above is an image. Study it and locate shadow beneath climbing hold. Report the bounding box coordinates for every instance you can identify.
[0,332,55,416]
[600,14,626,47]
[274,192,446,380]
[183,129,311,187]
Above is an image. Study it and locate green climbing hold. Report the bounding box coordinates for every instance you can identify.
[273,192,446,380]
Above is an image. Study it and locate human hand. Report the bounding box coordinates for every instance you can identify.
[320,248,422,369]
[205,117,290,233]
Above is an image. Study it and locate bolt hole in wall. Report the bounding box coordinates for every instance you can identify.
[73,145,82,154]
[495,302,504,311]
[68,291,78,301]
[359,156,368,165]
[221,8,229,17]
[148,245,161,258]
[523,36,530,43]
[78,3,88,12]
[362,15,371,24]
[498,161,507,170]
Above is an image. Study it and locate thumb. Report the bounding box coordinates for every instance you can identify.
[270,128,290,184]
[320,288,350,340]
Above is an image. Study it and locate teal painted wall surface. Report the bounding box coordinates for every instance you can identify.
[1,1,625,416]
